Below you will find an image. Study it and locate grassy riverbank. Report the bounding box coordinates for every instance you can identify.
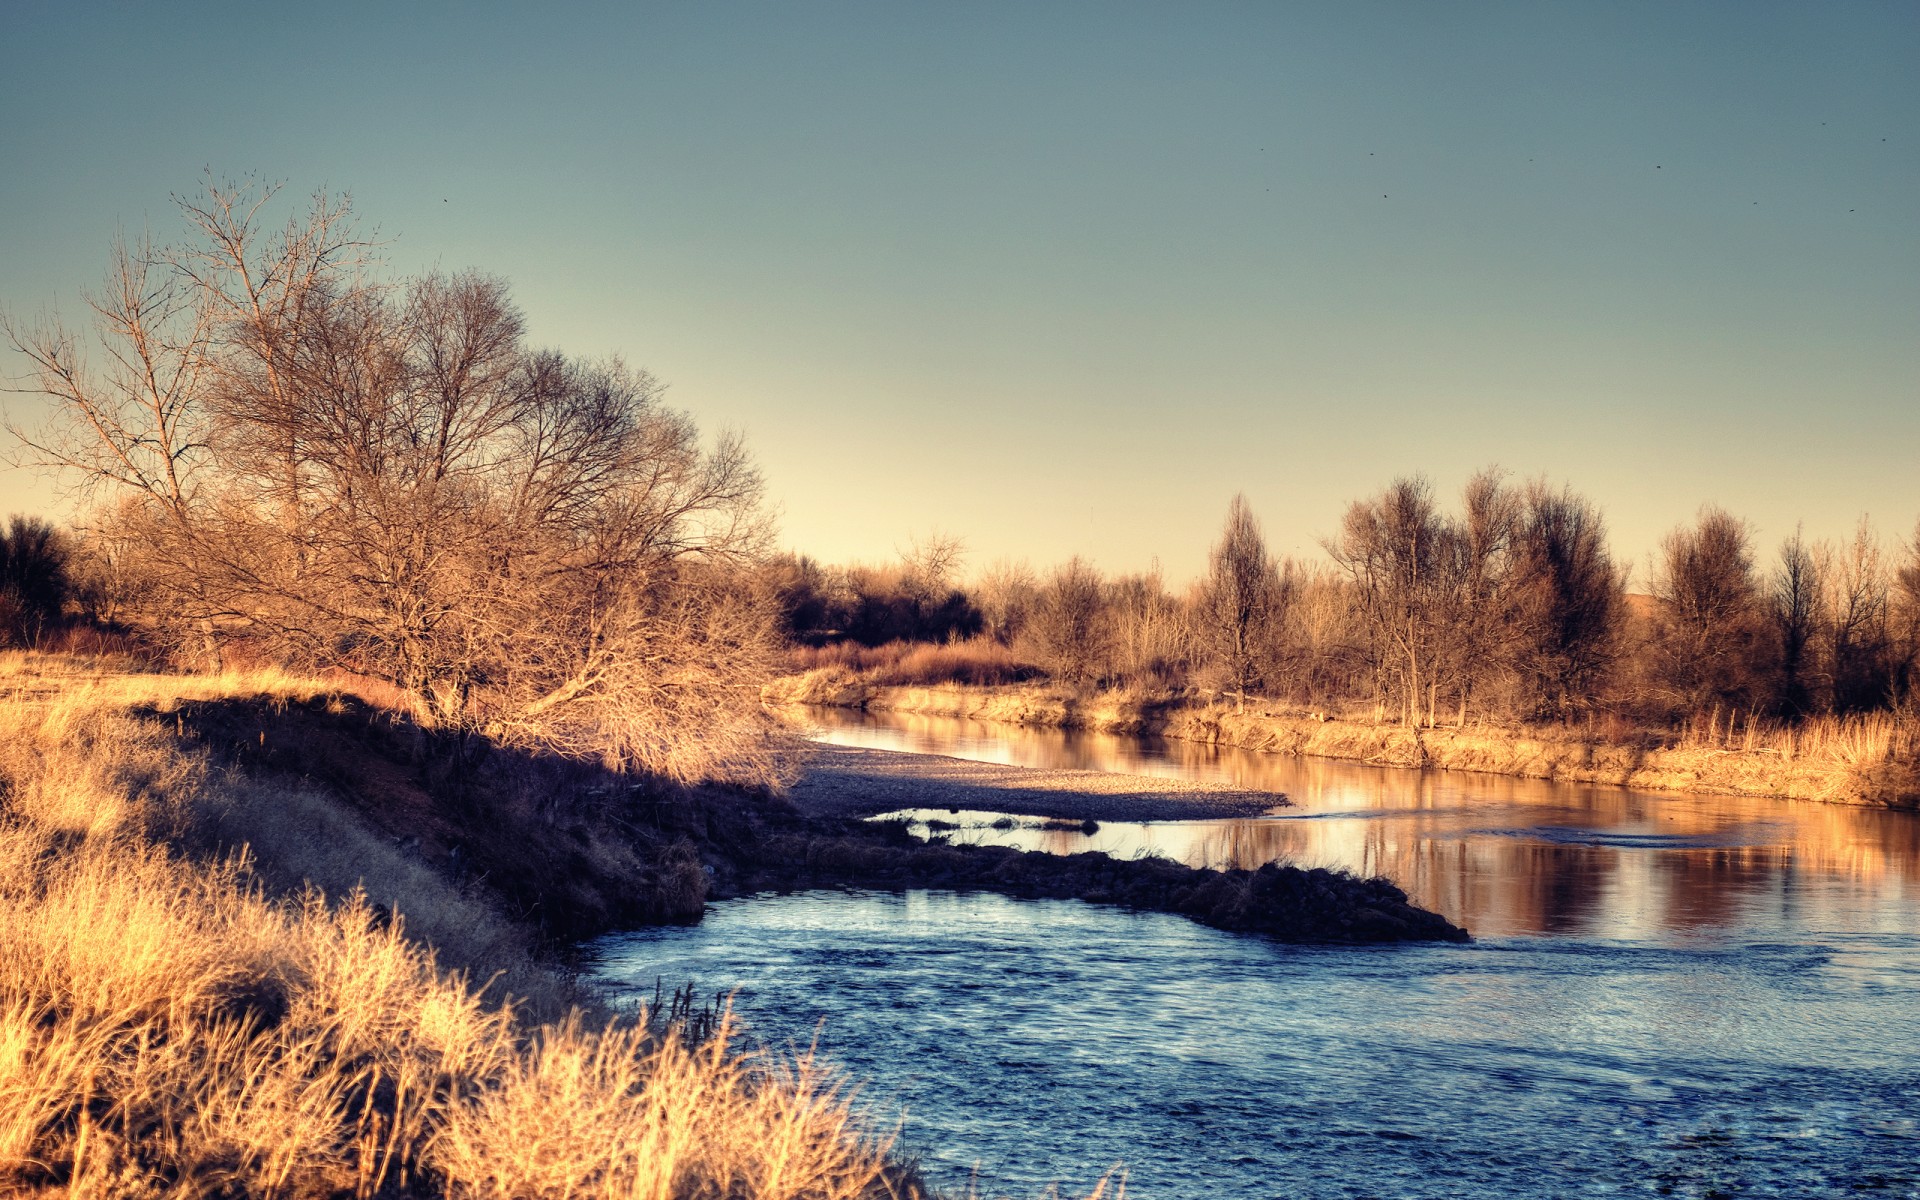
[766,671,1920,809]
[0,654,905,1199]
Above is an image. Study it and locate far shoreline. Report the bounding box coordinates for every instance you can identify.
[767,675,1920,810]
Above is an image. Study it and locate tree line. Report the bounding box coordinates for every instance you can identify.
[776,478,1920,728]
[10,181,1914,751]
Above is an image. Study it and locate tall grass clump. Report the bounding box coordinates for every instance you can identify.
[1674,706,1919,764]
[0,668,907,1199]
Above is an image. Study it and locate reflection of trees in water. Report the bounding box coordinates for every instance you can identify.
[1189,820,1611,936]
[811,707,1920,938]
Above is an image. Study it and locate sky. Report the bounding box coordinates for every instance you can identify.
[2,1,1914,584]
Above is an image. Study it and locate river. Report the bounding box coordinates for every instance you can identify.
[587,708,1920,1198]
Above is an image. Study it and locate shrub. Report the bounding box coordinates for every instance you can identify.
[789,638,1040,687]
[0,515,72,648]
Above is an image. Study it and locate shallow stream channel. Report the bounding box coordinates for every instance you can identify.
[587,709,1920,1199]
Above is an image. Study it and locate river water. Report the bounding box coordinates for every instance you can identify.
[587,709,1920,1198]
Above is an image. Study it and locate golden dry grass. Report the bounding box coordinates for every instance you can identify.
[1676,706,1919,763]
[0,661,916,1200]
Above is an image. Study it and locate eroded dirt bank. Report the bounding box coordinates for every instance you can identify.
[174,694,1465,946]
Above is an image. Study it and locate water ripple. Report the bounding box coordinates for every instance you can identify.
[589,891,1920,1199]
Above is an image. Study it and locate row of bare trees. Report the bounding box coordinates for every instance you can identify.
[1651,510,1920,719]
[809,481,1920,728]
[935,476,1628,722]
[5,180,779,781]
[1325,473,1622,724]
[770,533,981,648]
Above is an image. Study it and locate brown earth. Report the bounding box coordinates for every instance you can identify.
[165,692,1463,947]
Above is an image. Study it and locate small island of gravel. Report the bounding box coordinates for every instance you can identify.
[744,741,1467,946]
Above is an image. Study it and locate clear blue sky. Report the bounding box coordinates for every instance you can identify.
[3,1,1914,583]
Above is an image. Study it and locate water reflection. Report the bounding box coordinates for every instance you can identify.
[798,706,1920,941]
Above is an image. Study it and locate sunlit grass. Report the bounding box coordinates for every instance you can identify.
[0,657,914,1199]
[1674,706,1917,762]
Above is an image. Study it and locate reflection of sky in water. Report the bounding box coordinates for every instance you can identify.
[794,707,1920,942]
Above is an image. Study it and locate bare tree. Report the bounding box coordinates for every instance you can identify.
[1023,557,1108,685]
[1322,472,1619,726]
[1201,494,1286,701]
[1769,526,1823,716]
[975,558,1038,645]
[899,531,967,602]
[1819,517,1890,713]
[1436,469,1523,723]
[1649,505,1764,714]
[174,176,372,531]
[1327,477,1445,725]
[1508,480,1620,720]
[1286,564,1365,712]
[1109,564,1192,689]
[1892,519,1920,710]
[7,181,778,783]
[3,232,231,660]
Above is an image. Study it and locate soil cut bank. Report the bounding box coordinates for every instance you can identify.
[152,685,1466,949]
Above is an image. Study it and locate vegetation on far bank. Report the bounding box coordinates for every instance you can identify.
[768,486,1920,733]
[760,478,1919,803]
[769,672,1920,808]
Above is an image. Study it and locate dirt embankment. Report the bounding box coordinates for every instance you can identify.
[765,673,1920,809]
[170,693,1462,947]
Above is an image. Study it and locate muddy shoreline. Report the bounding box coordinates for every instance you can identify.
[788,742,1287,823]
[754,742,1465,944]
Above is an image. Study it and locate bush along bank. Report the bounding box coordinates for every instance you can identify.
[763,672,1920,810]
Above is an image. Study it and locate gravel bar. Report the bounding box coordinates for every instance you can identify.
[788,742,1290,823]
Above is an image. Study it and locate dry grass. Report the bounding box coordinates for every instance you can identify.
[0,662,915,1200]
[0,649,430,721]
[1675,706,1920,764]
